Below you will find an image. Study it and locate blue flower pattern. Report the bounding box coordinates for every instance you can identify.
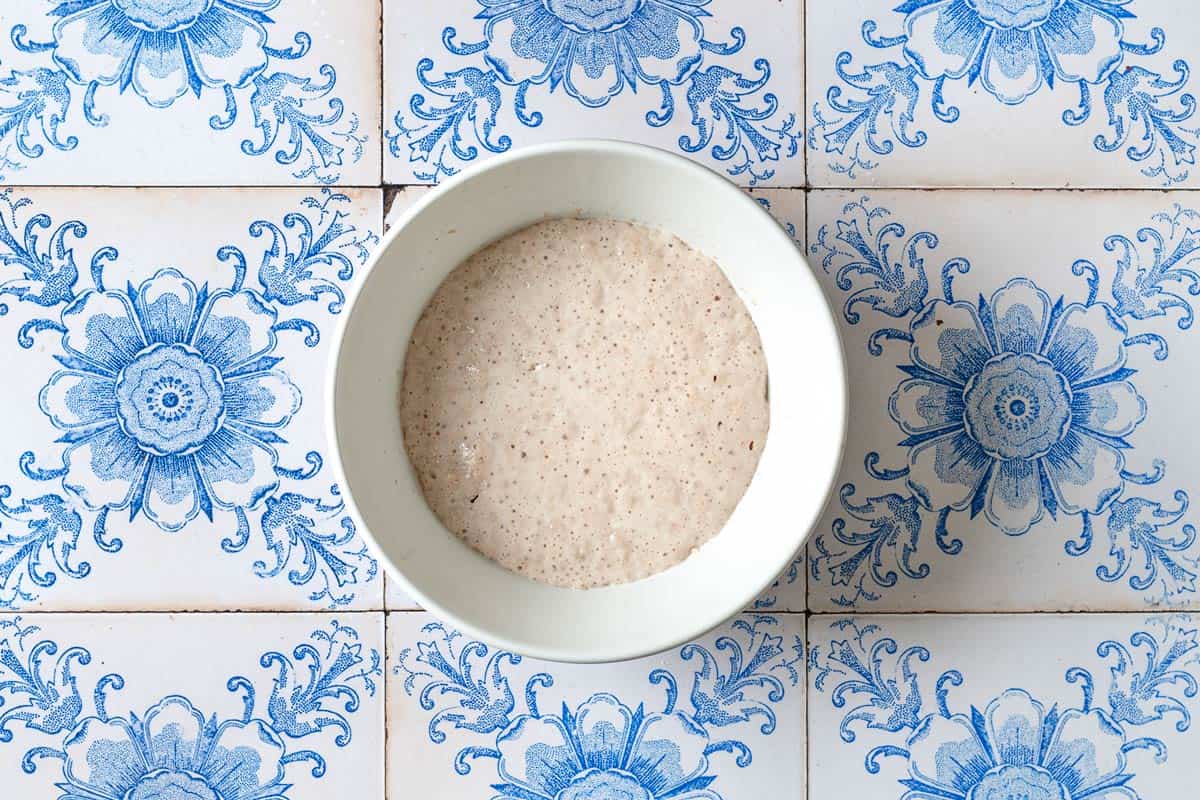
[388,0,801,183]
[893,278,1145,535]
[40,268,302,531]
[810,0,1199,184]
[0,188,380,610]
[901,0,1127,105]
[0,1,367,182]
[809,197,1200,607]
[810,618,1200,800]
[0,616,380,800]
[479,0,707,107]
[393,616,804,800]
[50,0,278,108]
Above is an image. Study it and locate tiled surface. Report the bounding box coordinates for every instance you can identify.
[806,189,1200,613]
[383,0,805,186]
[387,611,805,800]
[0,1,1198,799]
[0,612,384,798]
[0,187,384,612]
[807,0,1200,188]
[0,1,382,185]
[809,614,1200,799]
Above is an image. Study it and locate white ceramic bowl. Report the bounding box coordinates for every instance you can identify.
[328,140,845,663]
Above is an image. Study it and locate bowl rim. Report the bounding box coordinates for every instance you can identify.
[326,138,847,662]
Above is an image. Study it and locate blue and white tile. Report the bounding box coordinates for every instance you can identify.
[384,0,805,187]
[809,613,1200,800]
[0,187,384,611]
[807,0,1200,188]
[0,611,385,799]
[387,610,805,799]
[807,189,1200,612]
[0,1,382,186]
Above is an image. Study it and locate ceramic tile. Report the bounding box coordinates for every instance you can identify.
[387,610,805,799]
[0,1,382,186]
[0,187,384,611]
[808,613,1200,800]
[0,611,384,799]
[807,0,1200,188]
[383,0,804,187]
[807,189,1200,613]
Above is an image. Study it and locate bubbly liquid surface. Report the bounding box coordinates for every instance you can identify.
[399,218,769,589]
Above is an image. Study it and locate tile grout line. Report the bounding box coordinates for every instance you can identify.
[804,610,812,800]
[801,0,808,197]
[382,608,390,800]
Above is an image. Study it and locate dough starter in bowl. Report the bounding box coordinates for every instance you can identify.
[399,218,769,589]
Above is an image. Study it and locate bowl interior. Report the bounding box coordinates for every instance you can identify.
[331,142,844,662]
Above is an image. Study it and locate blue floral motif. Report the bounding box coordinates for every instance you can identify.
[892,277,1144,534]
[810,0,1199,185]
[55,695,295,800]
[0,189,378,609]
[241,487,378,608]
[900,0,1127,105]
[0,617,89,740]
[811,486,927,606]
[1102,492,1198,598]
[1102,618,1199,731]
[0,68,77,177]
[35,267,301,532]
[0,489,89,610]
[4,618,379,799]
[245,619,381,745]
[808,621,930,741]
[811,617,1200,800]
[0,188,93,314]
[389,0,800,184]
[49,0,277,108]
[394,616,802,800]
[494,693,717,800]
[904,689,1132,800]
[1104,204,1200,328]
[478,0,706,107]
[0,1,366,182]
[809,197,1200,607]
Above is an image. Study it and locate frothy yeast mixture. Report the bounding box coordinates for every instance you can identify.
[399,218,769,589]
